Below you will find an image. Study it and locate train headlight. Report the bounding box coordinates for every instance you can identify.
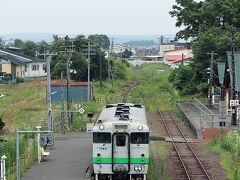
[134,165,142,171]
[138,125,143,130]
[99,125,104,130]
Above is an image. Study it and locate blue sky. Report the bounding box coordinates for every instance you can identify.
[1,0,181,35]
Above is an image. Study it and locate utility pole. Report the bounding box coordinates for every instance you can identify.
[181,53,184,65]
[82,41,96,102]
[36,50,57,146]
[62,35,75,126]
[87,41,91,102]
[207,51,218,108]
[99,40,103,90]
[60,72,65,134]
[120,48,123,60]
[231,30,237,125]
[108,38,114,80]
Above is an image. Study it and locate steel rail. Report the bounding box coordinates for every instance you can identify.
[159,111,212,180]
[168,111,212,180]
[158,111,191,180]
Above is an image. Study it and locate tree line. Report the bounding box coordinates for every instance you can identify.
[169,0,240,95]
[0,34,113,82]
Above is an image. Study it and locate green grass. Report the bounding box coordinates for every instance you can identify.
[148,149,158,180]
[129,63,180,112]
[207,130,240,180]
[0,80,47,131]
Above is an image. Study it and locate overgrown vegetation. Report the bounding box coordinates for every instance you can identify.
[0,81,47,131]
[0,134,38,180]
[130,63,179,111]
[207,129,240,180]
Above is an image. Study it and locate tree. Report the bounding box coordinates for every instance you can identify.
[0,38,4,48]
[169,0,240,94]
[14,39,24,48]
[23,40,37,57]
[122,49,133,58]
[170,0,240,40]
[51,34,109,82]
[88,34,110,50]
[37,40,49,54]
[169,0,204,40]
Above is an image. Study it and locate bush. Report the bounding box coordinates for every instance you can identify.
[114,61,128,80]
[16,77,25,83]
[169,65,197,94]
[2,76,11,81]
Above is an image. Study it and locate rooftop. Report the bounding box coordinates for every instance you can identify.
[0,48,45,63]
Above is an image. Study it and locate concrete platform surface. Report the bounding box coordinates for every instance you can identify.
[177,101,232,139]
[21,133,92,180]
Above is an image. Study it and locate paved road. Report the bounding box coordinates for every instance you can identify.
[21,133,92,180]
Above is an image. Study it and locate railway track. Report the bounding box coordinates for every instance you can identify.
[158,111,212,180]
[122,81,141,103]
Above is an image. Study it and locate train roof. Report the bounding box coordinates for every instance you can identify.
[96,103,148,126]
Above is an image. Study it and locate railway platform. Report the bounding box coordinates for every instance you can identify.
[177,98,232,139]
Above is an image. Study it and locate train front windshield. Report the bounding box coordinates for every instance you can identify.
[93,132,111,143]
[130,132,149,144]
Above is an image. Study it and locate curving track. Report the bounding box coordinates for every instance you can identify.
[122,81,141,103]
[158,111,212,180]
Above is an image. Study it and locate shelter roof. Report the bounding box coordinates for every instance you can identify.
[51,81,92,86]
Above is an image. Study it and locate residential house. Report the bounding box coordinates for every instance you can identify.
[0,50,30,78]
[159,44,175,57]
[163,48,193,68]
[113,44,136,55]
[0,49,47,79]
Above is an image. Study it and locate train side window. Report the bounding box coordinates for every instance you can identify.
[131,132,149,144]
[116,135,126,146]
[93,132,111,143]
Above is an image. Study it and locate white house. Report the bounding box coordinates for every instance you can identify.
[113,44,136,55]
[0,49,47,79]
[159,44,175,57]
[25,60,47,78]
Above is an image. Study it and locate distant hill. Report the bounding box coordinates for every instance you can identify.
[0,33,76,43]
[123,40,157,48]
[109,35,175,44]
[0,33,175,44]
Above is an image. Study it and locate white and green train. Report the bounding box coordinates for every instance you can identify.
[92,103,149,180]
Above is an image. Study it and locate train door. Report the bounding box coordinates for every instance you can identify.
[112,133,130,173]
